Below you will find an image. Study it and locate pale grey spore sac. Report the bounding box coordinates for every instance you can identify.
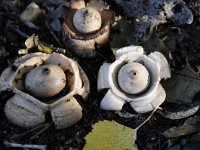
[115,0,193,39]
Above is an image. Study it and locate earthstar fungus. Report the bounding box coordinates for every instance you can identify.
[0,52,90,129]
[97,46,171,113]
[62,0,115,57]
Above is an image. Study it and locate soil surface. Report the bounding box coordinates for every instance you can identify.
[0,0,200,150]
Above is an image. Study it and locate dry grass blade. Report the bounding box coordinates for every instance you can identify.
[10,123,52,140]
[31,123,52,140]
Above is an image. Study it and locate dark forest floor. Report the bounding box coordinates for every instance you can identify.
[0,0,200,150]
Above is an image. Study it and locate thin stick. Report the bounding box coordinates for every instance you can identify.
[45,21,63,47]
[96,51,110,62]
[31,123,52,140]
[6,21,29,38]
[10,123,51,140]
[3,140,47,150]
[136,107,161,130]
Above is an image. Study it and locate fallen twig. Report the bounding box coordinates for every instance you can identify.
[10,123,52,140]
[6,21,29,38]
[3,140,47,150]
[45,21,63,47]
[31,123,52,140]
[136,107,161,130]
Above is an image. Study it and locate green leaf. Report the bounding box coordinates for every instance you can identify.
[38,42,53,54]
[162,65,200,104]
[110,18,135,54]
[84,120,137,150]
[155,36,167,50]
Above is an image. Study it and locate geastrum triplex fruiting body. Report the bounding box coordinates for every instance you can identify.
[62,0,114,57]
[0,52,90,129]
[98,46,171,113]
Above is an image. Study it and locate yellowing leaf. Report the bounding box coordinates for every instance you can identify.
[38,42,53,54]
[84,120,137,150]
[25,34,38,49]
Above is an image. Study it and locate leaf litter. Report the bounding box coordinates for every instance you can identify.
[84,109,158,150]
[162,64,200,104]
[163,116,200,138]
[0,0,198,148]
[158,103,199,120]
